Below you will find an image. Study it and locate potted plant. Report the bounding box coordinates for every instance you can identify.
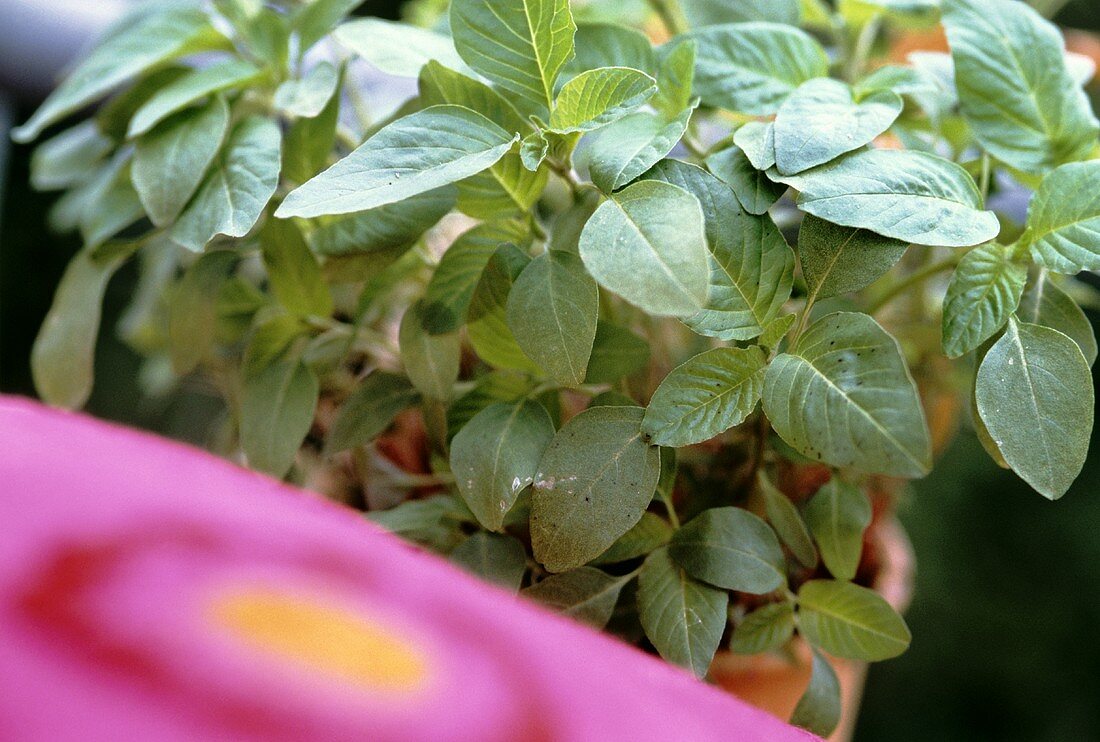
[15,0,1099,737]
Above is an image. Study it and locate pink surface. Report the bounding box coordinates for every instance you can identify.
[0,396,814,741]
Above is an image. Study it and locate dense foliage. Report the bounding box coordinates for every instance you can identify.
[16,0,1100,734]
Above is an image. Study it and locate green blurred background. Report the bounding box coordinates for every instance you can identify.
[1,2,1098,739]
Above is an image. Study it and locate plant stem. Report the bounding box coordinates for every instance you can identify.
[846,13,882,82]
[659,488,681,529]
[646,0,688,36]
[866,255,961,314]
[979,152,992,203]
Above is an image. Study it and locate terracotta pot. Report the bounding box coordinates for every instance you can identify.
[708,516,915,742]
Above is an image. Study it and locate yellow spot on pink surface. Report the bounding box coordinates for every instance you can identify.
[210,588,430,693]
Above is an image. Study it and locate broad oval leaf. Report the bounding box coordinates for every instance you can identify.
[523,567,631,629]
[943,0,1098,174]
[1017,275,1098,366]
[240,359,320,478]
[637,547,728,678]
[690,22,828,116]
[170,116,282,252]
[669,507,786,594]
[467,244,542,373]
[132,96,229,227]
[450,532,528,592]
[942,242,1027,358]
[550,66,657,133]
[796,579,911,661]
[399,301,461,401]
[531,406,661,572]
[583,105,697,193]
[419,60,528,135]
[772,149,1000,247]
[30,121,113,191]
[325,371,420,454]
[579,180,709,317]
[451,400,556,531]
[449,0,576,118]
[584,322,651,385]
[763,311,932,477]
[560,23,656,83]
[803,479,872,581]
[791,650,842,738]
[507,251,599,385]
[1026,162,1100,274]
[758,471,818,570]
[260,219,332,318]
[273,61,339,118]
[733,121,776,171]
[31,249,128,409]
[798,214,909,301]
[975,318,1093,499]
[13,8,225,142]
[643,346,767,446]
[774,78,903,175]
[334,17,467,77]
[591,511,673,565]
[681,0,801,26]
[705,146,788,215]
[308,188,456,257]
[277,105,518,218]
[730,602,796,655]
[169,250,237,375]
[128,58,263,137]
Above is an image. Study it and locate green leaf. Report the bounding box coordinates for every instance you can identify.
[467,244,542,373]
[128,58,263,137]
[773,78,903,175]
[531,406,661,572]
[451,401,556,531]
[450,532,528,592]
[326,371,419,454]
[791,650,842,738]
[669,507,786,593]
[803,478,872,581]
[550,67,657,133]
[637,547,728,678]
[578,180,709,317]
[1017,275,1098,366]
[399,300,461,401]
[78,155,146,249]
[132,97,229,227]
[423,221,530,334]
[169,250,237,375]
[560,23,655,83]
[705,146,788,216]
[1025,162,1100,274]
[449,0,576,118]
[682,0,801,26]
[260,219,332,318]
[771,149,1000,247]
[307,188,456,257]
[278,105,517,218]
[758,471,818,570]
[447,371,534,436]
[942,242,1027,358]
[521,132,550,171]
[652,38,696,118]
[292,0,365,54]
[455,152,549,220]
[30,122,113,191]
[943,0,1099,174]
[240,358,319,478]
[31,248,128,409]
[584,322,651,384]
[334,17,466,77]
[507,251,599,385]
[730,602,796,655]
[241,312,305,376]
[418,60,528,134]
[760,314,798,350]
[690,22,828,116]
[13,8,225,142]
[733,121,776,171]
[282,64,342,184]
[763,311,932,477]
[591,511,673,565]
[798,215,909,301]
[796,579,911,661]
[368,494,469,551]
[975,318,1093,499]
[171,117,281,252]
[274,61,339,118]
[523,567,631,628]
[643,347,766,447]
[582,106,697,193]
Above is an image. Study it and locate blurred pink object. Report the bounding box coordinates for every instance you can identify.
[0,396,813,741]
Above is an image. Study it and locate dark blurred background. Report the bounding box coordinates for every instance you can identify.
[1,1,1098,740]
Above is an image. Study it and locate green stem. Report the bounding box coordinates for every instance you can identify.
[979,152,992,204]
[866,255,961,314]
[846,14,882,82]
